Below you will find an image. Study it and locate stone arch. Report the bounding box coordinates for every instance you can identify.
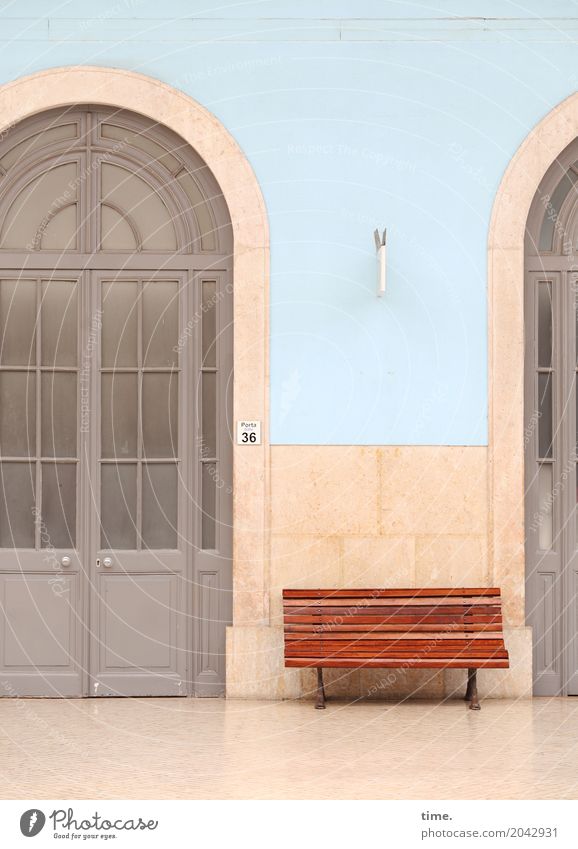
[488,93,578,626]
[0,66,271,660]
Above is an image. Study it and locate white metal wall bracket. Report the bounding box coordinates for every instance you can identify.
[374,228,387,297]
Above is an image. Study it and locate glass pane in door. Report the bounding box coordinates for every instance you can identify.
[538,281,552,368]
[0,279,36,366]
[0,277,78,550]
[201,280,217,367]
[538,373,553,458]
[100,164,177,251]
[99,277,180,551]
[142,281,178,367]
[201,462,217,549]
[142,463,177,548]
[101,373,138,458]
[0,163,79,250]
[538,463,554,551]
[0,462,35,547]
[101,281,138,367]
[0,372,35,456]
[41,280,78,367]
[142,372,177,457]
[41,463,76,548]
[100,463,137,549]
[41,373,77,457]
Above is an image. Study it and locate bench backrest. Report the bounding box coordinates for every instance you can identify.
[283,588,509,668]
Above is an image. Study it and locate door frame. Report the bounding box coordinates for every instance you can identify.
[0,69,271,693]
[488,93,578,693]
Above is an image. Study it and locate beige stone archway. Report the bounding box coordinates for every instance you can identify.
[489,92,578,628]
[0,66,271,683]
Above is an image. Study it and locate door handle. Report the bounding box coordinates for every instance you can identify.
[60,556,71,568]
[102,557,113,568]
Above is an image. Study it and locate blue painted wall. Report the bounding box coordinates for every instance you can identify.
[0,1,576,445]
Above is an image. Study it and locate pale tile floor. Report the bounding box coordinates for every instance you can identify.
[0,697,577,799]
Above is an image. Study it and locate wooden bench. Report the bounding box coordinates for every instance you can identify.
[283,587,509,710]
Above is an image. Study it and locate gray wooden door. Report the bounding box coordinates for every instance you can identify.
[88,270,189,697]
[525,149,578,696]
[0,274,84,696]
[0,108,232,697]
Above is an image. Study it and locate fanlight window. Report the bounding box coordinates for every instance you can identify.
[0,108,226,254]
[537,163,578,254]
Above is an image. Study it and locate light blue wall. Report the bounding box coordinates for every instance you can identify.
[0,1,576,444]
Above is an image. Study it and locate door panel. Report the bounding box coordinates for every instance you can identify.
[568,566,578,696]
[0,573,81,697]
[0,274,83,697]
[525,271,564,694]
[526,266,578,695]
[566,278,578,695]
[96,573,182,696]
[101,575,175,669]
[89,272,188,697]
[192,271,233,695]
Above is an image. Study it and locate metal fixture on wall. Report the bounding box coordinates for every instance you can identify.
[374,228,387,296]
[373,229,387,298]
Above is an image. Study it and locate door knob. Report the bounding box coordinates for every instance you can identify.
[60,556,71,568]
[102,557,113,568]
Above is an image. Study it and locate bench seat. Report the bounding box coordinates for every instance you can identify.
[283,587,509,709]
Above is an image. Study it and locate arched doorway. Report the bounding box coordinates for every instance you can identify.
[0,105,233,697]
[525,144,578,696]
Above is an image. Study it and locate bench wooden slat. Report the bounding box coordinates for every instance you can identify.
[285,658,510,668]
[285,641,505,648]
[285,635,505,644]
[283,597,499,607]
[285,623,502,635]
[285,653,510,661]
[284,608,501,621]
[284,600,500,608]
[285,645,507,651]
[285,647,508,656]
[283,588,501,598]
[285,640,504,657]
[283,613,502,630]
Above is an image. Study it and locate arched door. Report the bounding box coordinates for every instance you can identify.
[0,107,233,697]
[525,143,578,696]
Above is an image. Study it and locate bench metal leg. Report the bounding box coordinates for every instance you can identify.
[465,667,481,710]
[315,667,326,710]
[464,668,474,701]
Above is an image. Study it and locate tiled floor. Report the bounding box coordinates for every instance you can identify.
[0,696,576,799]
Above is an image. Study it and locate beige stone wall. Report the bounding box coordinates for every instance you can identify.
[227,445,532,701]
[269,446,488,611]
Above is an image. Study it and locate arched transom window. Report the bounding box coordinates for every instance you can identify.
[0,106,230,255]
